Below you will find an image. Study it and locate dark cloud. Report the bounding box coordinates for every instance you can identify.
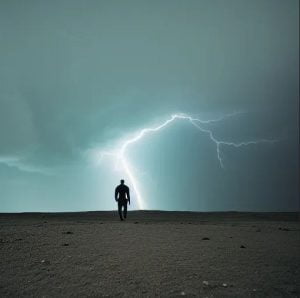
[0,0,298,211]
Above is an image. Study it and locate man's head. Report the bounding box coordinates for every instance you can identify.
[120,179,125,185]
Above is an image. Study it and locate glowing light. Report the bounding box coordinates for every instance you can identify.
[96,112,277,210]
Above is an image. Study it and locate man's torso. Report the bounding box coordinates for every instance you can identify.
[116,184,129,200]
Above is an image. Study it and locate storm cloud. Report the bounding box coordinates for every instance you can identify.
[0,0,298,212]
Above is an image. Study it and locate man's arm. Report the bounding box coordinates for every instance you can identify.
[115,187,118,201]
[127,187,130,205]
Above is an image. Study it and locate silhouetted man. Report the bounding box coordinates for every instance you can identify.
[115,179,130,221]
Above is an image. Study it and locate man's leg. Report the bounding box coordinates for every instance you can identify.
[118,201,123,220]
[123,202,127,219]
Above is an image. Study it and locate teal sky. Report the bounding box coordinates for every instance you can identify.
[0,0,299,212]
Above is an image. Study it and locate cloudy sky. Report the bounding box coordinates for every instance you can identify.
[0,0,299,212]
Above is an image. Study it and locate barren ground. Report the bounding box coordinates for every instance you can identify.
[0,211,299,297]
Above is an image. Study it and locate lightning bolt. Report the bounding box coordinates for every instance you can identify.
[96,112,277,210]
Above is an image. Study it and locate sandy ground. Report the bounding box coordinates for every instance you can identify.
[0,211,299,297]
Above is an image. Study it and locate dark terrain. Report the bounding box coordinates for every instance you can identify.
[0,211,299,297]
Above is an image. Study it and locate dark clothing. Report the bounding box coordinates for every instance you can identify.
[115,184,130,201]
[115,184,130,220]
[118,199,128,220]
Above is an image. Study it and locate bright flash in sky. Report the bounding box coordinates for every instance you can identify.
[94,112,277,210]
